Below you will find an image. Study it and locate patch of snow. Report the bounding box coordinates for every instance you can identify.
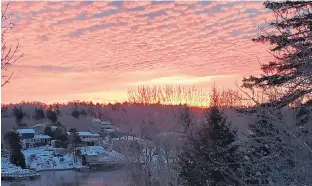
[1,157,36,175]
[16,129,35,134]
[23,146,81,171]
[66,131,100,137]
[2,146,124,173]
[79,146,105,156]
[34,134,51,139]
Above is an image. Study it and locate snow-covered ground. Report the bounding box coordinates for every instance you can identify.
[2,145,124,174]
[79,146,124,162]
[23,146,81,171]
[1,157,36,175]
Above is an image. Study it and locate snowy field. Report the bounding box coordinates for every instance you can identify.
[23,146,81,171]
[2,146,124,174]
[1,157,35,176]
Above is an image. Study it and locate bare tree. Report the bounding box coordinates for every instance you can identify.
[1,2,23,87]
[128,85,208,107]
[123,116,184,186]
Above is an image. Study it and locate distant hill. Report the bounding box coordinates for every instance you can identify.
[1,102,255,141]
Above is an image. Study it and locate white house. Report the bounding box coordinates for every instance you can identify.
[34,134,51,147]
[16,129,52,149]
[67,131,101,146]
[16,129,36,149]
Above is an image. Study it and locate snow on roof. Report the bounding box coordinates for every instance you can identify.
[112,136,140,141]
[92,119,102,123]
[78,132,92,136]
[50,126,58,130]
[103,129,115,133]
[66,131,100,137]
[34,134,51,139]
[102,121,112,125]
[92,119,112,125]
[79,146,105,156]
[16,129,35,134]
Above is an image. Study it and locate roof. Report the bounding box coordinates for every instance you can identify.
[112,136,140,141]
[103,129,115,133]
[92,119,112,125]
[34,134,51,139]
[66,131,100,137]
[102,121,112,125]
[16,129,35,134]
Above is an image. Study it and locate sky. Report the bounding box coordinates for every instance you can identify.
[1,1,275,104]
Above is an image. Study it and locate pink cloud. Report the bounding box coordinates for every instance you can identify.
[2,1,275,104]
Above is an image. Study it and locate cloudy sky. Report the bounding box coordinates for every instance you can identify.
[2,1,275,104]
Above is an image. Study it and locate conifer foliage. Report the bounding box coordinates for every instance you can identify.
[243,1,312,107]
[4,131,26,169]
[179,107,240,186]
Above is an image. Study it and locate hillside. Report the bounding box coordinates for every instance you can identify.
[1,102,255,140]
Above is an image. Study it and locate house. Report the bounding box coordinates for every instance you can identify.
[67,131,101,146]
[34,134,51,147]
[16,129,35,149]
[111,135,153,152]
[80,146,106,163]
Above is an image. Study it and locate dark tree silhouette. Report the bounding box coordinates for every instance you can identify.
[71,109,80,118]
[179,107,240,186]
[34,107,45,120]
[243,1,312,107]
[4,131,26,168]
[12,106,23,124]
[46,106,58,123]
[43,126,54,138]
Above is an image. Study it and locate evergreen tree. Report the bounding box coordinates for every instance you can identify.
[242,1,312,107]
[12,106,23,124]
[46,106,58,123]
[4,131,26,169]
[43,126,54,138]
[179,107,240,186]
[34,107,45,120]
[71,109,80,118]
[242,111,296,185]
[54,128,68,148]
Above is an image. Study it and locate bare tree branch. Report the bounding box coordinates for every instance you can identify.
[1,2,23,87]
